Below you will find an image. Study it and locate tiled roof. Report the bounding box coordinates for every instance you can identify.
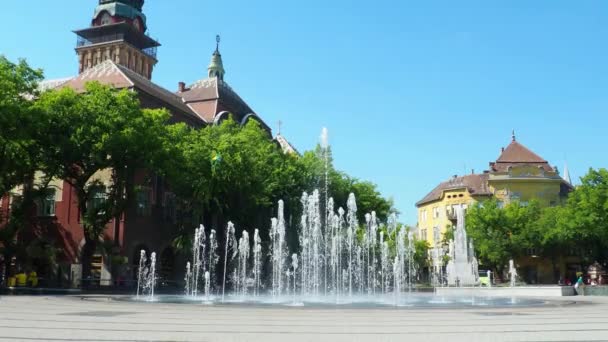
[491,140,554,172]
[275,134,299,155]
[497,141,547,163]
[57,60,201,123]
[416,174,491,206]
[38,77,74,92]
[178,77,264,126]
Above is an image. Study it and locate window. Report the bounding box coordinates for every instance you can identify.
[136,187,152,217]
[433,226,440,243]
[432,207,440,219]
[420,228,428,240]
[89,186,107,214]
[163,192,176,223]
[510,192,522,201]
[37,190,56,217]
[420,210,427,222]
[100,13,112,26]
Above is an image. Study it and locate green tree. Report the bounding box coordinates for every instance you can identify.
[467,199,546,278]
[0,56,43,196]
[0,56,56,281]
[299,148,395,222]
[36,82,170,280]
[162,118,310,248]
[557,168,608,263]
[414,239,430,279]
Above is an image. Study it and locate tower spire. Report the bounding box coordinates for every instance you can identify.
[563,161,572,184]
[208,35,225,80]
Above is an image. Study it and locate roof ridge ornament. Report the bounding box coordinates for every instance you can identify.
[208,35,225,81]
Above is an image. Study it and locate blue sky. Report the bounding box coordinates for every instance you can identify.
[2,1,607,224]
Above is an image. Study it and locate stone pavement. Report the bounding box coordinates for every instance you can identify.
[1,295,608,342]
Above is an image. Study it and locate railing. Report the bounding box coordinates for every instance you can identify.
[76,36,157,60]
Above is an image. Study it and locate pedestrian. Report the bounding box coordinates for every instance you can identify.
[574,275,585,295]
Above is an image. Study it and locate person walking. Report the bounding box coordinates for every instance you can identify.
[574,275,585,295]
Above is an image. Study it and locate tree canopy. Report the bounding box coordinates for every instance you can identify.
[35,82,170,278]
[466,168,608,279]
[0,56,44,196]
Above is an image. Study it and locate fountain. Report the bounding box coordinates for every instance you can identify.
[126,127,556,310]
[136,250,157,301]
[253,229,262,296]
[222,222,237,301]
[136,250,146,298]
[131,192,549,308]
[430,245,445,287]
[167,191,426,304]
[291,253,299,304]
[446,206,479,287]
[509,259,518,287]
[237,231,250,297]
[270,201,287,297]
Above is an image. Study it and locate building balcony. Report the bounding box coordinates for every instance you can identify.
[77,36,157,60]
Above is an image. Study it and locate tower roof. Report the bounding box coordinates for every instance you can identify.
[563,161,572,184]
[208,35,225,80]
[496,140,547,163]
[490,135,554,172]
[94,0,147,29]
[99,0,144,12]
[176,35,271,131]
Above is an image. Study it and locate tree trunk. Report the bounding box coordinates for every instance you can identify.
[81,236,97,288]
[551,255,559,283]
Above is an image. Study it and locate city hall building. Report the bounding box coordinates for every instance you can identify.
[0,0,294,286]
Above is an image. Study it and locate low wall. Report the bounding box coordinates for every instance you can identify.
[582,286,608,296]
[435,286,576,297]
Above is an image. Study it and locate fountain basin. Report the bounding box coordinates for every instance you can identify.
[435,286,576,297]
[117,293,559,308]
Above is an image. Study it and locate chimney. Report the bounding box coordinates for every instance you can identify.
[471,169,475,175]
[501,147,505,153]
[178,82,186,92]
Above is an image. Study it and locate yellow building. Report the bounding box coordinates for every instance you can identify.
[416,133,571,247]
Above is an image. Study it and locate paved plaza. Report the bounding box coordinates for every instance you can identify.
[1,295,608,342]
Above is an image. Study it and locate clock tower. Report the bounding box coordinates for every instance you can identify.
[74,0,160,79]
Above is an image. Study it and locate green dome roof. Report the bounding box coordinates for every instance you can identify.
[94,1,147,26]
[99,0,144,11]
